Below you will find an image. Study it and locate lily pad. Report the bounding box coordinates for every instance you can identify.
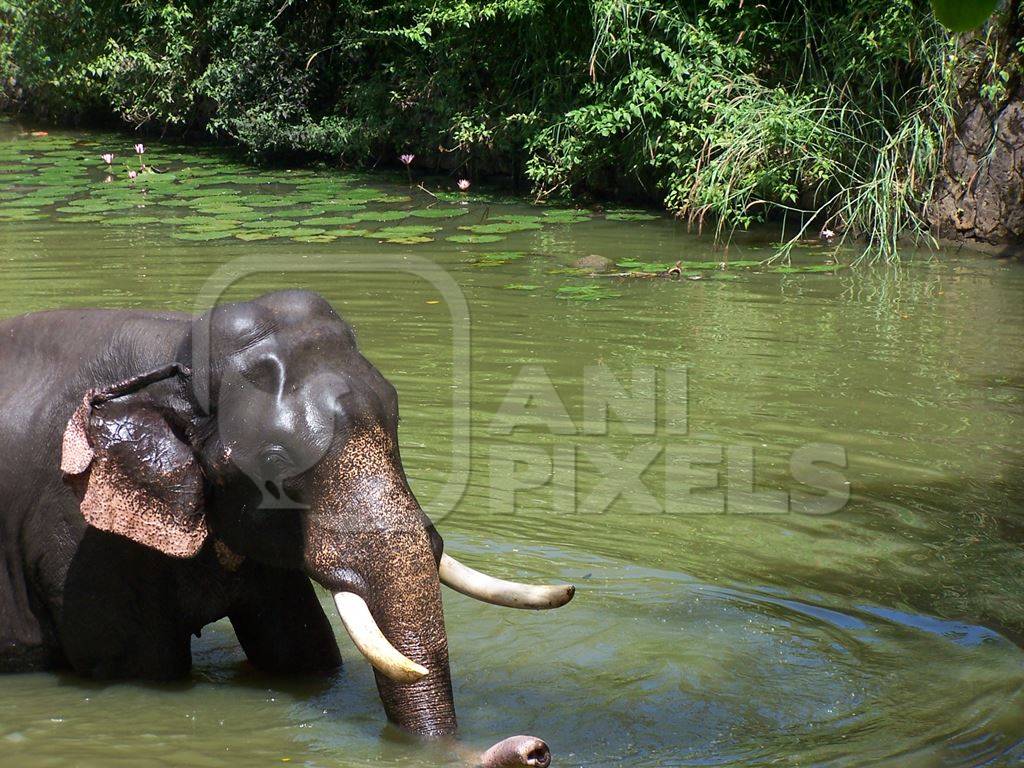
[382,235,434,244]
[468,251,528,266]
[170,230,238,241]
[234,231,276,241]
[353,210,411,222]
[772,264,844,274]
[367,224,440,239]
[103,215,162,226]
[503,284,540,291]
[326,228,373,238]
[616,260,674,273]
[410,207,470,219]
[605,212,658,221]
[556,285,621,301]
[303,215,365,226]
[447,234,505,244]
[292,234,338,243]
[268,226,327,238]
[459,221,542,234]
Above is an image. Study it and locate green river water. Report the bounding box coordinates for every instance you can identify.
[1,120,1023,767]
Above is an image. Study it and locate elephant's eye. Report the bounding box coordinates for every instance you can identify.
[240,358,282,393]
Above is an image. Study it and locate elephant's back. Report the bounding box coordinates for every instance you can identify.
[0,307,188,420]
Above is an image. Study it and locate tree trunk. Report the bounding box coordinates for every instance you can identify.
[927,1,1023,253]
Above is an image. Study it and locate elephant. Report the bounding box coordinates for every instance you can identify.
[0,290,573,766]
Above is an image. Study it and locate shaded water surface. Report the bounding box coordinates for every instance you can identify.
[1,121,1023,766]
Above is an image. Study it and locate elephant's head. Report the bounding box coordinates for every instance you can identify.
[60,290,573,749]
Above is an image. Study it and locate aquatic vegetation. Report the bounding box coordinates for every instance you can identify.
[556,285,621,302]
[467,251,528,266]
[447,234,505,244]
[605,212,659,222]
[459,221,542,234]
[3,0,981,263]
[304,215,366,226]
[409,208,469,219]
[365,224,441,240]
[539,210,591,224]
[170,229,237,241]
[0,126,857,282]
[502,284,540,291]
[352,210,411,223]
[292,234,338,243]
[772,264,847,274]
[326,228,373,238]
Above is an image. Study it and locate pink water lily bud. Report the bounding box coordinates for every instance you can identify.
[127,169,138,181]
[134,143,145,155]
[101,153,114,164]
[457,179,471,191]
[400,154,415,166]
[103,175,113,183]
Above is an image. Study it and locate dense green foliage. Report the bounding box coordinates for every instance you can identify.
[0,0,1008,257]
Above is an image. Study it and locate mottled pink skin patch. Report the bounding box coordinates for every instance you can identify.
[78,452,207,558]
[61,394,96,475]
[214,539,245,571]
[60,391,208,558]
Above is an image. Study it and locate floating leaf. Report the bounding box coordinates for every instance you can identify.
[247,218,300,229]
[556,285,621,301]
[103,215,162,226]
[616,259,674,273]
[170,230,237,241]
[303,215,365,226]
[382,235,434,244]
[447,234,505,244]
[326,228,373,238]
[503,284,540,291]
[292,234,338,243]
[605,212,658,221]
[367,224,440,239]
[268,226,327,238]
[773,264,844,274]
[459,221,542,234]
[353,210,411,222]
[467,251,528,266]
[409,207,469,219]
[275,207,327,218]
[235,231,275,241]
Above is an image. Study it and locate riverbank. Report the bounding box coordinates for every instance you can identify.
[3,1,1020,261]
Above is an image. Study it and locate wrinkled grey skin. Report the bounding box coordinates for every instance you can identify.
[0,291,463,736]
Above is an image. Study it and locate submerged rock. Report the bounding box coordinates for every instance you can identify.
[572,254,614,272]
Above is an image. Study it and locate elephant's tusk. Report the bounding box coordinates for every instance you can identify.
[438,554,575,610]
[332,592,429,683]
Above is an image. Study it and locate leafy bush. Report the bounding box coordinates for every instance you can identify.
[0,0,993,260]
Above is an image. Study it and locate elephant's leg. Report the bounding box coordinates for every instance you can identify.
[228,565,341,674]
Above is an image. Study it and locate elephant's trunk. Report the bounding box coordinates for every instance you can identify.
[366,527,457,736]
[305,425,458,736]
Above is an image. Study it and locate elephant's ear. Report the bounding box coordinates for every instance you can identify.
[61,370,207,558]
